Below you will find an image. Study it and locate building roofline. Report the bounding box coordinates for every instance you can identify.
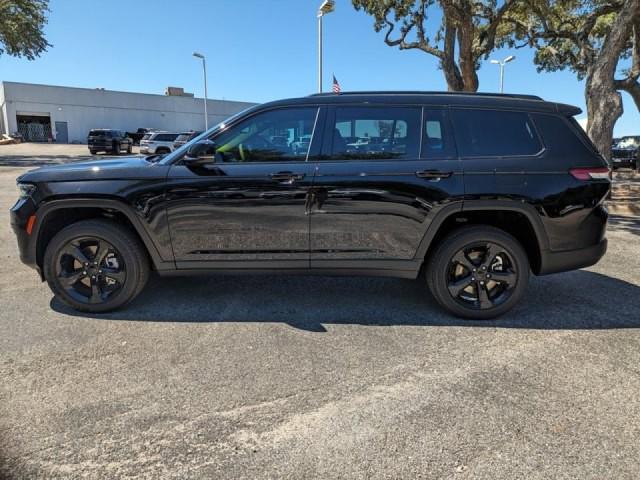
[0,80,253,105]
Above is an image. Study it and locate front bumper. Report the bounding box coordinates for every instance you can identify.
[10,197,41,277]
[611,157,636,168]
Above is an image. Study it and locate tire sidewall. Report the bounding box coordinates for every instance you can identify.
[427,227,529,320]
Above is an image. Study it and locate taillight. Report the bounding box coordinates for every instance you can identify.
[569,167,610,180]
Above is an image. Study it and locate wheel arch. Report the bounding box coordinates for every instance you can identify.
[33,198,169,274]
[417,201,549,275]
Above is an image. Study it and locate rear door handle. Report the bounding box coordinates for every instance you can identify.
[415,170,453,180]
[270,172,305,183]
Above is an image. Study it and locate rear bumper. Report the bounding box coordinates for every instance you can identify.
[538,238,607,275]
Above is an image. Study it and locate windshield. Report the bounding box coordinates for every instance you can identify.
[615,137,640,148]
[158,105,260,164]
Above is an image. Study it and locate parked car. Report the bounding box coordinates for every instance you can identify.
[611,136,639,170]
[139,132,180,155]
[173,131,202,150]
[87,129,133,155]
[127,128,155,146]
[11,91,610,319]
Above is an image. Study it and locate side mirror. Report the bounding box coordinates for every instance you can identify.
[184,140,222,166]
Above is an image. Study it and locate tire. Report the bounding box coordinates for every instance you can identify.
[127,143,132,154]
[112,142,120,155]
[43,219,150,313]
[156,147,170,155]
[425,226,529,320]
[89,150,97,155]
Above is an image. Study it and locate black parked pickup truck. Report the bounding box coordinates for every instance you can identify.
[87,129,133,155]
[11,92,610,319]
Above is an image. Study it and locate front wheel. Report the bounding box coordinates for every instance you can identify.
[44,219,149,313]
[426,226,529,319]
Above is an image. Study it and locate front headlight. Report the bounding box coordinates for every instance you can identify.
[17,183,36,199]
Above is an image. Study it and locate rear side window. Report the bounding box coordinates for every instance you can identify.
[422,109,456,158]
[451,109,542,157]
[327,106,421,160]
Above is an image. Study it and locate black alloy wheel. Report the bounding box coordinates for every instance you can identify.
[446,242,517,310]
[426,226,529,319]
[55,237,126,305]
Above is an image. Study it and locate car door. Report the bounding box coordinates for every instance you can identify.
[165,106,322,269]
[308,105,464,272]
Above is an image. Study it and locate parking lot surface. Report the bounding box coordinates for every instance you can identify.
[1,159,640,479]
[0,143,142,167]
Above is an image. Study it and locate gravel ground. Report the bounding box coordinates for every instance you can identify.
[1,162,640,479]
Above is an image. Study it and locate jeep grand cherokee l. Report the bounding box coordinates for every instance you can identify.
[10,92,610,319]
[87,129,133,155]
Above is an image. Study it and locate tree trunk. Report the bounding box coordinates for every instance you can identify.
[455,7,480,92]
[585,0,640,160]
[442,18,465,91]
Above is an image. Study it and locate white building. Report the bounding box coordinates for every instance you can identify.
[0,81,256,143]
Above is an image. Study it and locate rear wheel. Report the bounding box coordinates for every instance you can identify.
[89,149,97,155]
[127,143,132,154]
[426,226,529,319]
[44,219,149,313]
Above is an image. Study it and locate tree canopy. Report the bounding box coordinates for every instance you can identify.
[352,0,520,91]
[0,0,51,60]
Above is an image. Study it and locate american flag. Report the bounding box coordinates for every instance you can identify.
[332,75,341,94]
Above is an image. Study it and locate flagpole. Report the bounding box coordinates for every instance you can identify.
[317,1,335,93]
[318,13,323,93]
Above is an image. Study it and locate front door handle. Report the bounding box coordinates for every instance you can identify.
[415,170,454,180]
[270,172,305,183]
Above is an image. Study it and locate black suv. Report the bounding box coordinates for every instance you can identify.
[11,92,610,319]
[611,136,639,170]
[87,129,133,155]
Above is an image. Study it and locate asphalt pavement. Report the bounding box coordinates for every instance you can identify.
[1,161,640,479]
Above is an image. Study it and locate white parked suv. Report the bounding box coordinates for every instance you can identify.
[139,132,180,155]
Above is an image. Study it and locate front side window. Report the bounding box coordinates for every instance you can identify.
[451,109,542,157]
[211,107,318,163]
[327,106,421,160]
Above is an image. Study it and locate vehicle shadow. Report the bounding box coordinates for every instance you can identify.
[609,215,640,237]
[51,269,640,332]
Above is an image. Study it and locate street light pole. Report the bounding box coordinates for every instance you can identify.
[490,55,516,93]
[193,52,208,130]
[317,0,335,93]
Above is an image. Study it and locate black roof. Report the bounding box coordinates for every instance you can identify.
[259,91,581,116]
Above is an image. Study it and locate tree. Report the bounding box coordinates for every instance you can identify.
[0,0,51,60]
[614,20,640,111]
[352,0,519,91]
[507,0,640,159]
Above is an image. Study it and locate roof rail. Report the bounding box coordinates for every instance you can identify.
[309,91,544,101]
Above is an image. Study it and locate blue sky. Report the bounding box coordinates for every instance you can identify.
[0,0,638,136]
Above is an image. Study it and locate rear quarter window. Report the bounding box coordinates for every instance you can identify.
[530,113,603,165]
[451,109,542,157]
